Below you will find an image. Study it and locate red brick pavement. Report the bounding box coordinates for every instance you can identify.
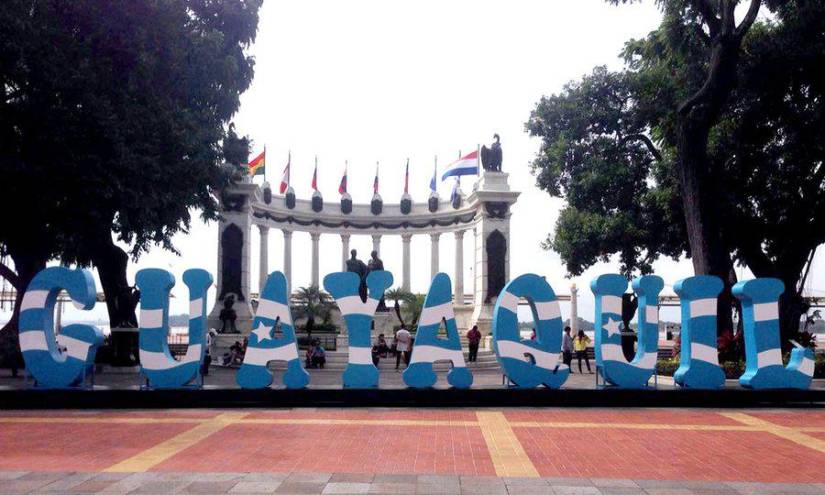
[0,409,823,483]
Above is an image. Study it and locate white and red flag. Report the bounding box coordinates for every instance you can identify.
[404,159,409,194]
[311,156,318,191]
[279,152,290,193]
[338,161,348,194]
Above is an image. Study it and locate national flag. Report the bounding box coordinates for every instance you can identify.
[338,161,348,194]
[429,159,437,192]
[450,177,460,203]
[248,149,266,176]
[403,159,409,194]
[279,152,290,193]
[441,150,478,181]
[311,157,318,191]
[373,162,379,194]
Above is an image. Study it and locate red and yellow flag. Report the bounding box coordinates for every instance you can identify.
[248,150,266,177]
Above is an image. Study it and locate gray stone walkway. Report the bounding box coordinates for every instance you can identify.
[1,471,823,495]
[0,366,609,390]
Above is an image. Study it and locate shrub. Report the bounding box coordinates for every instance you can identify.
[657,358,679,377]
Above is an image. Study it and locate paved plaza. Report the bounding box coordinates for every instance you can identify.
[1,407,825,494]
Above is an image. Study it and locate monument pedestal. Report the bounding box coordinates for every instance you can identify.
[470,303,495,336]
[207,300,254,335]
[467,171,519,333]
[454,305,474,332]
[208,181,258,334]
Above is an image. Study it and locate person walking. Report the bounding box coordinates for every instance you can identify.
[466,325,481,362]
[562,326,573,371]
[574,329,592,373]
[394,325,412,370]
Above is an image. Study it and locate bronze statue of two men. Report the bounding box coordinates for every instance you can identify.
[346,249,386,309]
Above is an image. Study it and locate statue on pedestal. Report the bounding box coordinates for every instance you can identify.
[481,134,503,172]
[219,294,240,334]
[346,249,369,302]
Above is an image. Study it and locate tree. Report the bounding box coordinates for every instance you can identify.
[0,1,261,359]
[384,287,418,328]
[405,294,426,332]
[293,286,335,337]
[527,0,825,345]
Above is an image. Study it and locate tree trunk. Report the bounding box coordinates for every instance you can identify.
[0,250,47,374]
[780,291,808,351]
[675,38,743,335]
[393,299,406,328]
[91,238,139,365]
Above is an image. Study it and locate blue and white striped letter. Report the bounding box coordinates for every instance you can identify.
[734,278,813,389]
[404,273,472,389]
[136,268,212,388]
[591,274,662,388]
[237,271,309,389]
[324,270,393,388]
[18,267,104,388]
[492,274,568,388]
[673,275,725,389]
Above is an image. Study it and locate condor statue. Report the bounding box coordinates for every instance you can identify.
[481,134,503,172]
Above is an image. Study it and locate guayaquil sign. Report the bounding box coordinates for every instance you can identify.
[18,266,814,390]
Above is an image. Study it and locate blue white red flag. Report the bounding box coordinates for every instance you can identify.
[441,150,478,181]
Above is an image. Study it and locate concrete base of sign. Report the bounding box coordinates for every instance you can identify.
[100,365,141,374]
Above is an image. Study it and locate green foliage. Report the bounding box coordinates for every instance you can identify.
[527,67,685,275]
[526,1,825,343]
[384,287,420,328]
[293,286,335,330]
[656,357,680,377]
[223,124,252,169]
[815,353,825,379]
[0,0,261,264]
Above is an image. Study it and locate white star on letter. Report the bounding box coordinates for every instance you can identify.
[603,317,621,338]
[252,322,273,343]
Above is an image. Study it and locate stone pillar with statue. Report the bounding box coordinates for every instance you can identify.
[208,181,258,336]
[467,135,520,335]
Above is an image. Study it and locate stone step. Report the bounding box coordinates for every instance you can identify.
[317,351,497,363]
[264,360,503,371]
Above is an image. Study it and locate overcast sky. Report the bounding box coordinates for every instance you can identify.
[3,0,822,325]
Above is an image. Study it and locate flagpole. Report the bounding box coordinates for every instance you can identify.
[477,143,481,177]
[263,145,267,183]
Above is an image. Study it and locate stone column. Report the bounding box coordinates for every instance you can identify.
[472,227,477,298]
[283,229,293,294]
[430,233,440,279]
[372,234,381,256]
[341,234,350,271]
[258,225,269,292]
[401,233,412,291]
[454,230,465,304]
[311,232,321,288]
[570,283,578,334]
